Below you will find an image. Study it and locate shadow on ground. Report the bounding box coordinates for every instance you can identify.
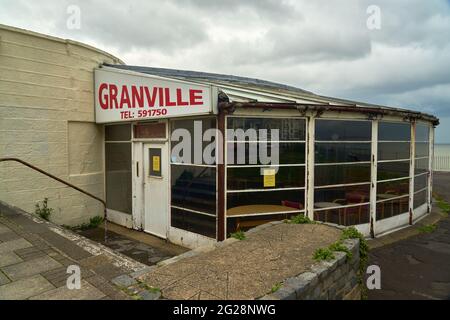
[79,225,187,266]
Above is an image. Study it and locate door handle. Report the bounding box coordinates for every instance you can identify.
[136,161,139,177]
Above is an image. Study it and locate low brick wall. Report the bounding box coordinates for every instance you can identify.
[260,238,361,300]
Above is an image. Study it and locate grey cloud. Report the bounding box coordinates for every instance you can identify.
[1,0,450,141]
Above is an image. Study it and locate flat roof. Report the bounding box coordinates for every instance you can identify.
[104,64,439,125]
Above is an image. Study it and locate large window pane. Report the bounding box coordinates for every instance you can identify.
[315,143,371,163]
[378,142,410,161]
[171,165,216,214]
[315,164,371,186]
[415,158,429,174]
[227,166,305,190]
[227,190,305,215]
[171,118,216,165]
[376,197,409,220]
[314,205,370,226]
[377,179,409,200]
[416,124,430,142]
[315,120,371,141]
[314,185,370,205]
[378,161,410,181]
[415,142,430,158]
[227,142,305,165]
[171,208,215,238]
[414,174,428,191]
[105,124,131,141]
[227,118,306,141]
[227,213,299,234]
[378,122,410,141]
[414,189,428,209]
[105,143,132,214]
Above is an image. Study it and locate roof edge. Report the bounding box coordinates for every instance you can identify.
[0,23,124,64]
[219,101,439,126]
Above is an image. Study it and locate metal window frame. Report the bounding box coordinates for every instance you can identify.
[224,115,308,224]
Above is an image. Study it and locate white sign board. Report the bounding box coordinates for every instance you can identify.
[94,68,215,123]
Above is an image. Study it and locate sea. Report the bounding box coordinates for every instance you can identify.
[435,144,450,156]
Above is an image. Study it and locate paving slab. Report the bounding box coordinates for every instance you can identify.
[30,280,106,300]
[0,238,32,254]
[0,224,10,234]
[0,275,55,300]
[0,271,11,285]
[0,251,23,267]
[1,255,63,280]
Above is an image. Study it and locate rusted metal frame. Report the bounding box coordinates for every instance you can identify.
[218,102,439,125]
[217,111,226,241]
[306,116,315,220]
[0,157,108,242]
[369,120,378,238]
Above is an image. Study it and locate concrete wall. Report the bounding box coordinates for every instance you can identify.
[260,238,361,300]
[0,24,122,226]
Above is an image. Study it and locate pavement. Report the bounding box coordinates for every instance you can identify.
[0,201,150,300]
[367,171,450,300]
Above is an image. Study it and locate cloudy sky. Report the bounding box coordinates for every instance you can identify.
[1,0,450,142]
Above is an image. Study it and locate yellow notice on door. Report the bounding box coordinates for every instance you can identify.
[263,168,276,187]
[152,156,160,172]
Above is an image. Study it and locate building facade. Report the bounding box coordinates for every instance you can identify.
[0,25,438,249]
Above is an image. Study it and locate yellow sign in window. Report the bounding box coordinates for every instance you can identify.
[152,156,160,172]
[263,168,276,187]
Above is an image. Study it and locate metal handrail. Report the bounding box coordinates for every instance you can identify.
[0,157,108,242]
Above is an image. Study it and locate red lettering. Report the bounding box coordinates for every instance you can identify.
[158,87,165,107]
[99,83,108,109]
[165,88,176,106]
[144,87,158,107]
[131,86,144,108]
[120,85,131,109]
[109,84,118,109]
[176,88,189,106]
[189,89,203,105]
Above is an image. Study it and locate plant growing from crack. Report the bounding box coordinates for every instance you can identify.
[313,247,335,261]
[63,216,104,231]
[230,230,246,240]
[270,282,282,293]
[34,198,53,221]
[288,214,315,224]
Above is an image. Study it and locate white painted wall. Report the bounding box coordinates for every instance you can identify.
[0,24,122,226]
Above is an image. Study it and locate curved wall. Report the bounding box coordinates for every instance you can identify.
[0,24,122,226]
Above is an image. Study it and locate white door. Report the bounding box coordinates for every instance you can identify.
[143,142,169,238]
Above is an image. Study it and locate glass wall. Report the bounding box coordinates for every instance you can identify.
[105,124,132,214]
[414,123,430,209]
[226,117,306,234]
[170,118,217,238]
[376,122,411,220]
[314,120,372,226]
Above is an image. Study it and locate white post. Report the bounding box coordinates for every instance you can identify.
[306,116,315,220]
[409,121,416,224]
[370,120,378,238]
